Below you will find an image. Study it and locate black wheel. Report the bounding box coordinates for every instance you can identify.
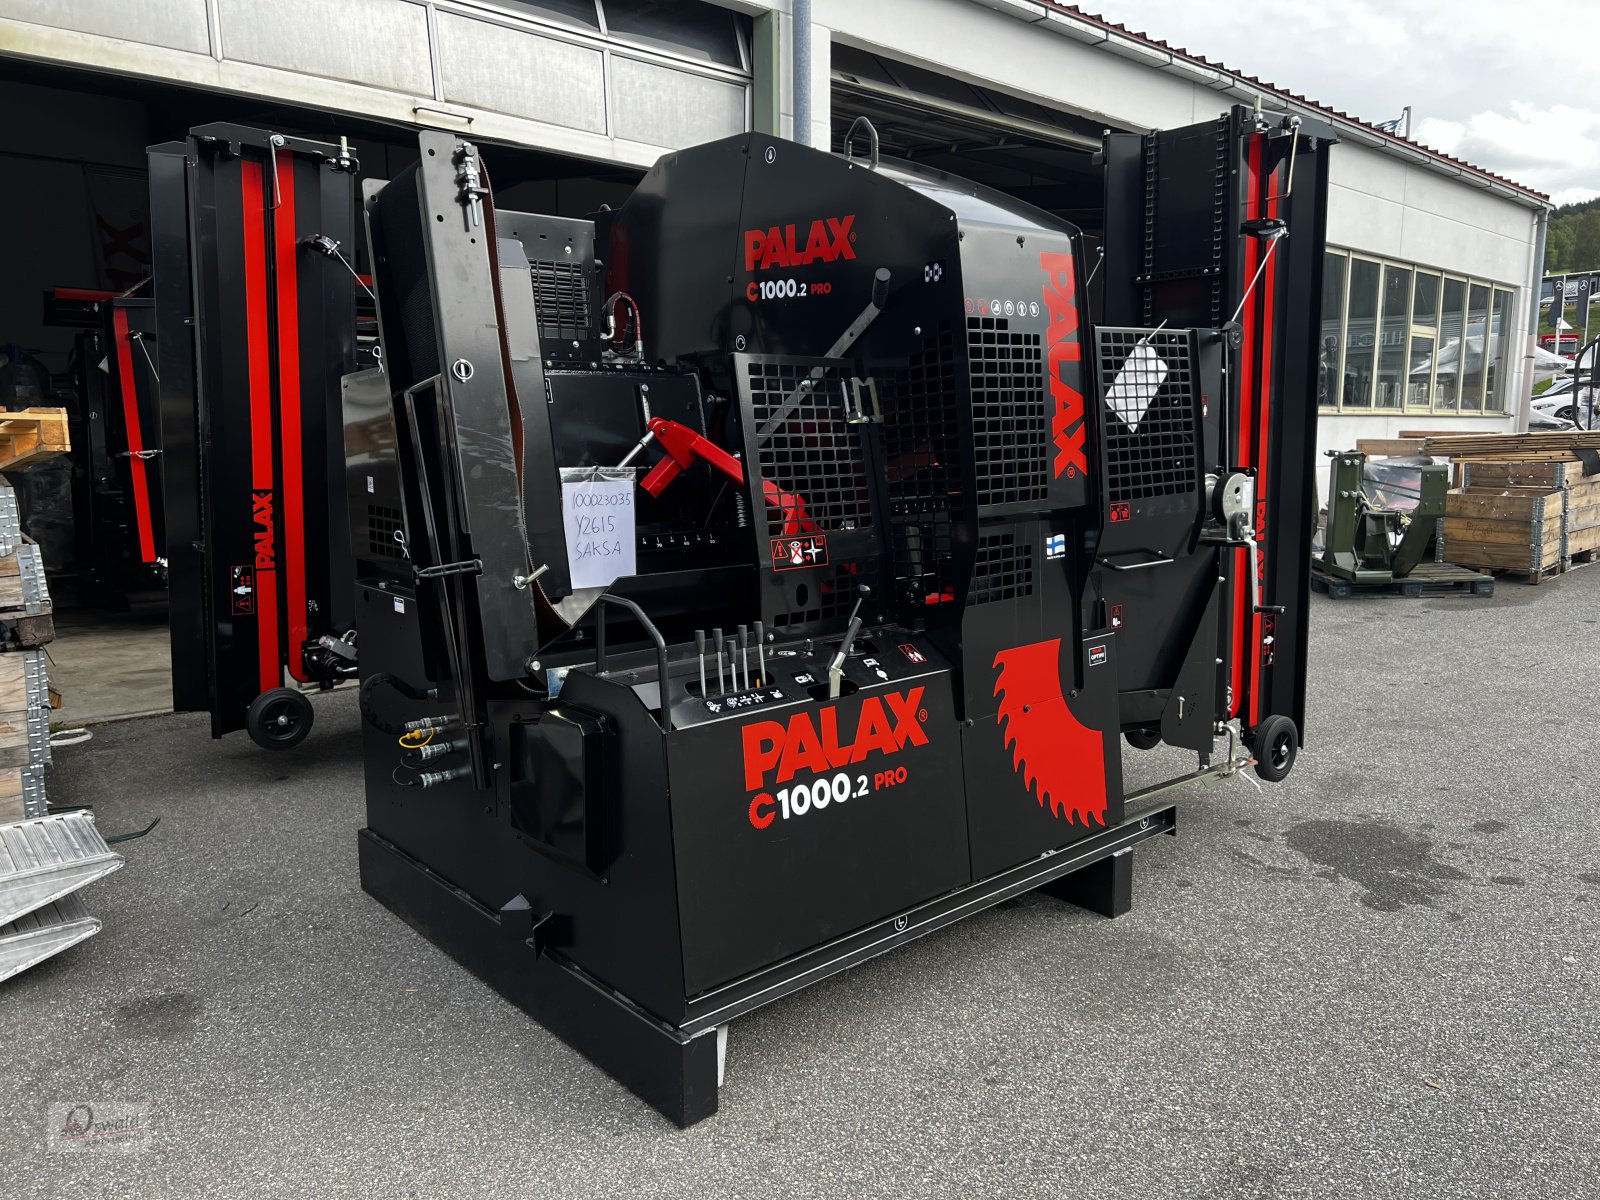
[246,687,314,750]
[1124,727,1161,751]
[1249,714,1298,783]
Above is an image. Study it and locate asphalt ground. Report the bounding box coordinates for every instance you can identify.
[3,568,1598,1198]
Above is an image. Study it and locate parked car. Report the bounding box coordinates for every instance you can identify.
[1530,384,1592,428]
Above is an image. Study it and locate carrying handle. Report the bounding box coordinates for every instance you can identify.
[593,593,674,731]
[1098,551,1173,572]
[844,117,880,169]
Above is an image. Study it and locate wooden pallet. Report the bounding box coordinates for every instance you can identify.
[0,409,70,472]
[1311,560,1494,599]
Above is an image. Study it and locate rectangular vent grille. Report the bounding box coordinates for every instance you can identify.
[1095,327,1199,504]
[530,259,592,345]
[368,504,405,560]
[970,530,1035,604]
[745,360,873,538]
[967,318,1048,507]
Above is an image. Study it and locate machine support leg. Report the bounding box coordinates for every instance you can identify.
[1043,846,1133,918]
[357,829,720,1127]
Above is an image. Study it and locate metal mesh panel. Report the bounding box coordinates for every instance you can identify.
[772,559,880,630]
[883,324,960,605]
[966,317,1047,507]
[970,530,1034,604]
[885,321,961,509]
[368,504,406,560]
[1096,327,1199,504]
[745,360,873,538]
[529,258,593,346]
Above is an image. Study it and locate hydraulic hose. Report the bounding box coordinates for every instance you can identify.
[359,672,440,736]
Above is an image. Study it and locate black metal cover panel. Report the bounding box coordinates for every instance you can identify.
[667,672,969,996]
[495,210,601,364]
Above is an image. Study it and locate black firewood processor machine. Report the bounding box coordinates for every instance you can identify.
[350,106,1332,1125]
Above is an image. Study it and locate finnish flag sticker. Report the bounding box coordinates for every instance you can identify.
[1045,534,1066,560]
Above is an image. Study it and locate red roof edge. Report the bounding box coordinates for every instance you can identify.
[1036,2,1550,203]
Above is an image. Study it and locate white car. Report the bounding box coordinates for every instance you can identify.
[1530,380,1590,429]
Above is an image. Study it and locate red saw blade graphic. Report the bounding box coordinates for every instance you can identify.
[993,638,1108,826]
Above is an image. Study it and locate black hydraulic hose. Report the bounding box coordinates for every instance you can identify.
[359,672,440,736]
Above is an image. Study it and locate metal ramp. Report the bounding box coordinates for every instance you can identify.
[0,812,122,929]
[0,891,101,984]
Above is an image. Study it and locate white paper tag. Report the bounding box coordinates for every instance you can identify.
[561,468,636,590]
[1105,340,1170,432]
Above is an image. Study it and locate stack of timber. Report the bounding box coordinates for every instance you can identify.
[0,475,114,983]
[1356,429,1600,462]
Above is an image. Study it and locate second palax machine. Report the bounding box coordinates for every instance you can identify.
[352,107,1330,1125]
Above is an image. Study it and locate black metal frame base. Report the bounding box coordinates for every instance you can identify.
[359,830,721,1126]
[358,802,1175,1128]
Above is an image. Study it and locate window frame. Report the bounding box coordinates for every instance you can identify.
[1317,247,1520,418]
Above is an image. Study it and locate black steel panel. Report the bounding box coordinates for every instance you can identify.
[148,140,208,711]
[667,671,969,995]
[962,629,1123,880]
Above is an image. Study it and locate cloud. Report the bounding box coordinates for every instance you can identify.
[1080,0,1600,196]
[1414,104,1600,198]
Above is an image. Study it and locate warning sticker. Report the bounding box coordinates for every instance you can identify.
[770,534,829,572]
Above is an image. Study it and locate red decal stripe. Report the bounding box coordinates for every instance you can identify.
[1249,155,1282,726]
[273,148,308,682]
[110,307,157,564]
[1230,134,1262,718]
[241,162,280,695]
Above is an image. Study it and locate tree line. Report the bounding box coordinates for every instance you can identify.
[1545,198,1600,274]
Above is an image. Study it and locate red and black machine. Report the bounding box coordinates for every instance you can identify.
[354,106,1331,1125]
[148,125,361,747]
[40,290,166,607]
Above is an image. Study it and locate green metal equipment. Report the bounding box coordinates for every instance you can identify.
[1312,451,1493,598]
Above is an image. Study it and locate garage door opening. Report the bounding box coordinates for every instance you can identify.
[831,45,1118,309]
[0,58,641,729]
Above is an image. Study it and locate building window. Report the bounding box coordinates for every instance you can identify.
[1318,249,1517,416]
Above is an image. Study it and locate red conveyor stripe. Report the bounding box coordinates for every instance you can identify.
[273,148,308,682]
[1230,134,1262,719]
[241,161,280,695]
[1250,160,1281,727]
[110,306,158,563]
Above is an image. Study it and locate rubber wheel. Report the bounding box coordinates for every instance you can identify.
[1124,727,1161,751]
[1250,715,1298,783]
[246,687,314,751]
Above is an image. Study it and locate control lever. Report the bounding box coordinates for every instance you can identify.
[695,629,707,699]
[619,416,746,498]
[753,620,766,687]
[756,269,892,443]
[712,627,724,696]
[725,638,739,694]
[826,586,872,700]
[737,626,750,691]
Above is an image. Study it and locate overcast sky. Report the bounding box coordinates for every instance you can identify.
[1082,0,1598,206]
